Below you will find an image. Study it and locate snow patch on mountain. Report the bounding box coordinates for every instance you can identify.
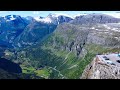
[34,17,52,23]
[4,15,16,21]
[34,13,73,24]
[51,13,74,19]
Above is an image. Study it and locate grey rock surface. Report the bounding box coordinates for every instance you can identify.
[80,57,120,79]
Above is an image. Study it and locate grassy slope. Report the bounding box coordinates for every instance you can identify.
[13,40,120,79]
[15,24,120,79]
[20,42,114,79]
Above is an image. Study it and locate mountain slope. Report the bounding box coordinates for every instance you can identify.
[70,14,120,25]
[1,13,120,79]
[15,20,120,79]
[12,14,73,48]
[14,23,92,79]
[14,21,57,48]
[0,15,30,46]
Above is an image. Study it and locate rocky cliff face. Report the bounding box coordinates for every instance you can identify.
[45,22,120,57]
[86,23,120,47]
[80,57,120,79]
[42,23,90,57]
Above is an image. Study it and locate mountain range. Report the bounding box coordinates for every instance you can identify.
[0,13,120,48]
[1,13,120,79]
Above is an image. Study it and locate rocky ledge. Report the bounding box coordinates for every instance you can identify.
[80,56,120,79]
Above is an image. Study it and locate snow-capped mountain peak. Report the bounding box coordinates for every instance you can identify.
[4,15,16,21]
[47,13,72,18]
[34,16,52,23]
[34,13,73,24]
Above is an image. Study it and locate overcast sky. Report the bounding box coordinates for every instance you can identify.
[0,11,120,18]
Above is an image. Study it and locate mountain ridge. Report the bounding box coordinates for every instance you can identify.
[1,13,120,79]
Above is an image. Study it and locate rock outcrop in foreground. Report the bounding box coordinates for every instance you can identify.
[80,56,120,79]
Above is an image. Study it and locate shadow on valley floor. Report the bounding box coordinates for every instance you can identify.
[0,58,22,73]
